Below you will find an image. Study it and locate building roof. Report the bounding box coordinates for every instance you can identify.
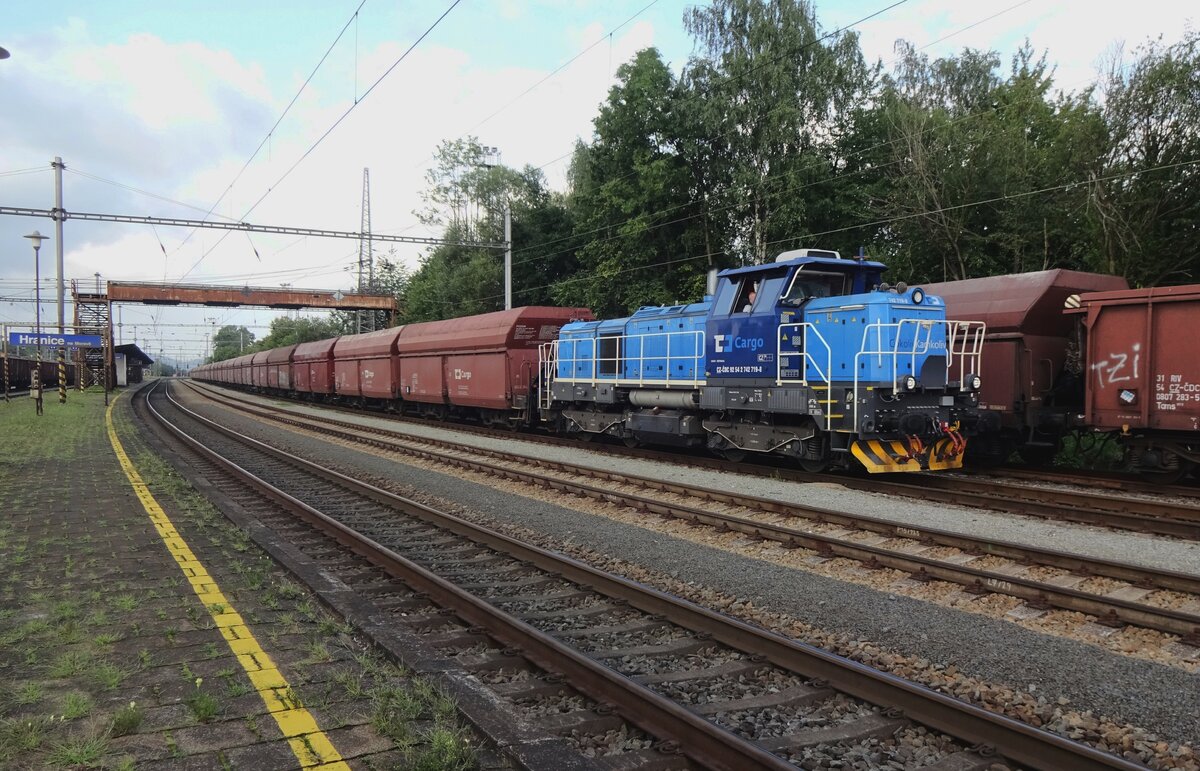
[114,343,154,366]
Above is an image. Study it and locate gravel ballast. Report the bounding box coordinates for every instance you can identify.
[181,386,1200,746]
[214,386,1200,577]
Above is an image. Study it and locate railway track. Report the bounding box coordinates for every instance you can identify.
[189,380,1200,541]
[143,380,1148,770]
[985,465,1200,501]
[182,381,1200,645]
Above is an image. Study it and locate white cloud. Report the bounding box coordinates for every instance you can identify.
[0,11,660,357]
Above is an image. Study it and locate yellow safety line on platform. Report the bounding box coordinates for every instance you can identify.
[104,396,349,769]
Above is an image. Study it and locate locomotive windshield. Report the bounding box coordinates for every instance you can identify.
[781,269,847,305]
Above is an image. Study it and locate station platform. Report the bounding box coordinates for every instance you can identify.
[0,386,441,769]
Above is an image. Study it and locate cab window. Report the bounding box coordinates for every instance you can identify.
[713,279,740,316]
[734,279,758,313]
[781,269,847,305]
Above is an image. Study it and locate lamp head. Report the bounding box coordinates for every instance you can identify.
[24,230,46,250]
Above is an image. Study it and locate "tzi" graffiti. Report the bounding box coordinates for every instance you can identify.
[1091,343,1140,388]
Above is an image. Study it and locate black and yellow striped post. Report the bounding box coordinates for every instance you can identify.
[57,347,67,404]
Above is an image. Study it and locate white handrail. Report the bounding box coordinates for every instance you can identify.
[548,330,706,388]
[852,319,986,431]
[538,341,558,411]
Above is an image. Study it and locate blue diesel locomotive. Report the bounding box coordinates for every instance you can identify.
[540,249,989,473]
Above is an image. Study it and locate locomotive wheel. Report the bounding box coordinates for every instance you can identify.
[719,448,747,463]
[622,436,641,448]
[798,457,830,473]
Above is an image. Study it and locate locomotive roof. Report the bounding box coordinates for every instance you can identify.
[717,255,887,278]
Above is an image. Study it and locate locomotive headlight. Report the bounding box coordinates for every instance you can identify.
[965,373,982,391]
[898,375,917,392]
[911,288,925,305]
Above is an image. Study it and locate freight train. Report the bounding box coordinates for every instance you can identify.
[2,355,78,393]
[931,271,1200,482]
[193,249,991,473]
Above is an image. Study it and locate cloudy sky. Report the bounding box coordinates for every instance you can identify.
[0,0,1193,364]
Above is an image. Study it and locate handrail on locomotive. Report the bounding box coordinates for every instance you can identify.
[853,318,986,432]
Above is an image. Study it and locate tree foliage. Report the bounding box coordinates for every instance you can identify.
[402,139,578,321]
[209,325,255,363]
[554,49,709,317]
[393,15,1200,321]
[1088,33,1200,286]
[682,0,875,265]
[250,316,343,352]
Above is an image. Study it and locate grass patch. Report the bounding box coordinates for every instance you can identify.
[90,661,127,691]
[61,692,93,720]
[408,726,476,771]
[49,650,92,678]
[110,594,139,612]
[0,715,55,762]
[110,702,143,737]
[47,731,109,767]
[0,390,98,463]
[15,682,42,706]
[186,690,221,723]
[302,640,334,665]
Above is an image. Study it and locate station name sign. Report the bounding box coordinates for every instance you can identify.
[8,332,103,348]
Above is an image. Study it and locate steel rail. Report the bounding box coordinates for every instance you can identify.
[189,378,1200,540]
[988,465,1200,500]
[183,382,1200,642]
[146,382,790,771]
[158,381,1145,770]
[876,472,1200,528]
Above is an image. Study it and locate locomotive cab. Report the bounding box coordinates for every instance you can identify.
[702,251,986,472]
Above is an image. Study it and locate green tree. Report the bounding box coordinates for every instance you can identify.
[681,0,874,264]
[209,325,255,362]
[554,49,709,316]
[331,250,410,332]
[872,42,1105,281]
[404,139,576,321]
[1087,31,1200,286]
[250,316,342,352]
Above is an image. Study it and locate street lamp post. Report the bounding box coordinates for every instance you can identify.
[24,230,46,415]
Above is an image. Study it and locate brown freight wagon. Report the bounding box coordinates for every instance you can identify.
[224,355,242,384]
[250,351,271,389]
[266,344,298,391]
[927,270,1128,463]
[332,327,405,403]
[239,353,255,387]
[293,337,338,396]
[1072,283,1200,481]
[396,306,592,426]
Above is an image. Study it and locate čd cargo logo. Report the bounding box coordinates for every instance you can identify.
[453,368,473,380]
[713,334,765,353]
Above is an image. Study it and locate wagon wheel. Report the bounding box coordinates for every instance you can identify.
[622,436,641,448]
[1139,458,1194,485]
[1017,443,1059,468]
